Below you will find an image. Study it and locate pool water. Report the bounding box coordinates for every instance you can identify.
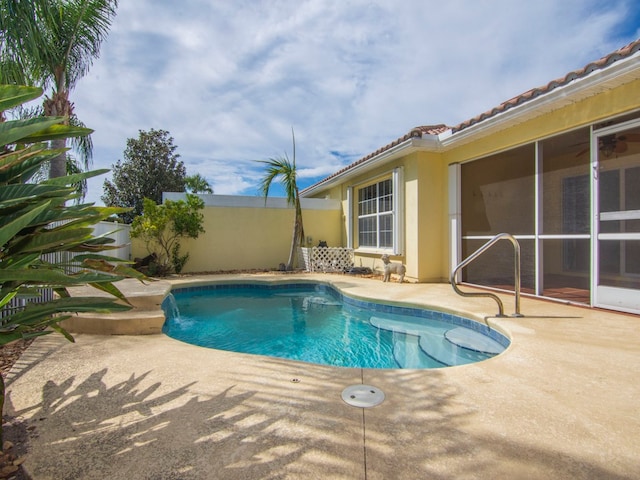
[162,283,508,369]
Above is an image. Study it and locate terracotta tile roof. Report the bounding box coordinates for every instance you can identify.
[360,124,450,162]
[302,38,640,194]
[453,38,640,133]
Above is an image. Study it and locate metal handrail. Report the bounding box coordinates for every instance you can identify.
[450,233,523,317]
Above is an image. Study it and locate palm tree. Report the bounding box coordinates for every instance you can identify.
[13,103,93,200]
[258,130,305,271]
[0,0,118,178]
[185,173,213,194]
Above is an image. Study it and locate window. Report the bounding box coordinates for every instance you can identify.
[358,179,393,249]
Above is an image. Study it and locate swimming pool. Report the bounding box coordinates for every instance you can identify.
[162,282,509,369]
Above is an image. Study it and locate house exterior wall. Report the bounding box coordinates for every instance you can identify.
[305,76,640,283]
[131,195,341,273]
[406,151,446,282]
[131,76,640,282]
[332,158,407,276]
[306,151,446,281]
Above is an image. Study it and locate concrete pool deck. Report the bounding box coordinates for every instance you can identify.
[5,273,640,479]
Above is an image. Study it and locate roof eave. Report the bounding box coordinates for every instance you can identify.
[301,136,439,196]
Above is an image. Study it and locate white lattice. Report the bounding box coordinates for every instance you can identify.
[300,247,354,272]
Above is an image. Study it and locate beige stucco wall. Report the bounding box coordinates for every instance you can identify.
[131,195,342,273]
[398,151,446,282]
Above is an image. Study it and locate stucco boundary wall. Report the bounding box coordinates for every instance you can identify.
[130,193,343,273]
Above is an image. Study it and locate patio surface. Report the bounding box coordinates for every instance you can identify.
[5,273,639,479]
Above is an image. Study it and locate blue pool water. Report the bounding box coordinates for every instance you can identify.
[162,283,509,369]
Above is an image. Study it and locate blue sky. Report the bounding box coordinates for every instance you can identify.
[70,0,640,203]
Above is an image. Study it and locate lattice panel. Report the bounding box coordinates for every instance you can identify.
[300,247,354,272]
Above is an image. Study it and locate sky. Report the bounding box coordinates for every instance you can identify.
[67,0,640,204]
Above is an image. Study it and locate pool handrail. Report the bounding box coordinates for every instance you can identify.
[450,233,523,317]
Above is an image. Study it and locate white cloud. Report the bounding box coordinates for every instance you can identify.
[70,0,640,204]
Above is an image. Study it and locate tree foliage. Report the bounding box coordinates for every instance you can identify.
[0,84,142,443]
[0,0,119,178]
[130,194,205,276]
[185,173,213,194]
[102,129,187,224]
[257,129,304,271]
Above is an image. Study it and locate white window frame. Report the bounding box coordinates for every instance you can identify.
[351,167,404,254]
[346,186,353,249]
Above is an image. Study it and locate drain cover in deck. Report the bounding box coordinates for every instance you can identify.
[341,384,385,407]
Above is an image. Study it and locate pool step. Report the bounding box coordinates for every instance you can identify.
[392,334,444,368]
[444,327,504,354]
[370,316,501,367]
[60,310,166,335]
[369,316,432,336]
[370,316,448,368]
[418,334,485,367]
[61,279,172,335]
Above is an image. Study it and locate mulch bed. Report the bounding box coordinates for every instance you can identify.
[0,340,34,378]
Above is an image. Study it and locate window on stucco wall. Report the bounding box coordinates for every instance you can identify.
[348,167,403,254]
[358,178,393,249]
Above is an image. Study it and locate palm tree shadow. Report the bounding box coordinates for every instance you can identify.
[10,370,266,478]
[362,368,638,479]
[7,358,368,479]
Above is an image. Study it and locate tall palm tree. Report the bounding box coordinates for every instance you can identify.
[0,0,118,178]
[258,130,305,271]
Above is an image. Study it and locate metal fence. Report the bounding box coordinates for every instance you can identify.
[1,221,131,320]
[40,221,131,269]
[0,288,56,320]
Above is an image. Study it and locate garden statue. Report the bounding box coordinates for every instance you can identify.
[381,254,405,283]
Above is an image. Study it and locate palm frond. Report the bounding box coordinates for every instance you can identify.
[0,116,68,146]
[68,113,93,168]
[257,155,297,205]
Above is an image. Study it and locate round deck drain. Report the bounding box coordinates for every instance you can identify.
[341,384,385,408]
